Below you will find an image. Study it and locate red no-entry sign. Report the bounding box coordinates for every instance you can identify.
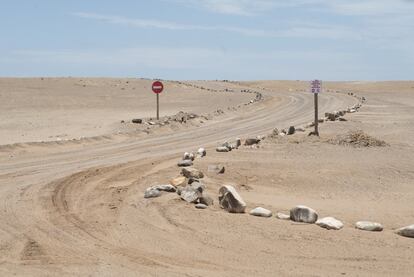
[152,81,164,94]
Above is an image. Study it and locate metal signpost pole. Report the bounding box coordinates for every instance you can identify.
[311,80,321,136]
[314,93,319,136]
[157,93,160,120]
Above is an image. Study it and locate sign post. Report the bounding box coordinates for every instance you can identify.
[310,80,322,136]
[152,81,164,120]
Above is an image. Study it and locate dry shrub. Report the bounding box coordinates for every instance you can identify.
[330,130,388,147]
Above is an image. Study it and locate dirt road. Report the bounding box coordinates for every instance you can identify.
[0,79,413,276]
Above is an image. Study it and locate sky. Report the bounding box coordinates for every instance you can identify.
[1,0,413,80]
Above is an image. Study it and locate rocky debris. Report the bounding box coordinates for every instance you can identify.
[199,195,214,206]
[330,130,388,147]
[316,217,344,230]
[235,138,242,148]
[270,128,279,137]
[355,221,383,232]
[177,160,193,167]
[147,121,156,126]
[170,111,198,123]
[144,188,162,198]
[325,112,338,121]
[208,164,225,174]
[197,148,206,157]
[132,119,142,124]
[181,167,204,179]
[249,207,272,218]
[245,138,260,146]
[338,117,347,122]
[176,187,183,196]
[151,184,176,192]
[195,203,208,209]
[338,110,346,116]
[290,205,318,223]
[170,176,187,187]
[296,127,305,132]
[183,152,195,161]
[276,212,291,220]
[218,185,246,213]
[216,146,230,152]
[396,225,414,238]
[189,181,205,193]
[287,126,296,135]
[144,184,176,198]
[180,186,201,203]
[221,141,232,150]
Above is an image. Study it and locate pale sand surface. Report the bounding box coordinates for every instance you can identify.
[0,79,413,276]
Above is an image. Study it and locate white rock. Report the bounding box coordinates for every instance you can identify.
[181,167,204,179]
[276,212,291,220]
[396,224,414,238]
[195,203,208,209]
[144,188,161,199]
[249,207,272,218]
[177,159,193,167]
[152,184,176,192]
[197,148,206,157]
[355,221,383,232]
[208,164,225,174]
[183,152,195,161]
[218,185,246,213]
[290,205,318,223]
[180,186,201,203]
[316,217,344,230]
[216,146,230,152]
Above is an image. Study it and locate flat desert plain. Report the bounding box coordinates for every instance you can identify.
[0,78,413,276]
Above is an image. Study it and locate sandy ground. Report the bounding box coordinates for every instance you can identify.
[0,79,413,276]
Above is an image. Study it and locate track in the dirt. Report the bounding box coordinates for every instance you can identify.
[0,82,359,276]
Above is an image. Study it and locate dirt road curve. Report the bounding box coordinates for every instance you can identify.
[0,81,363,276]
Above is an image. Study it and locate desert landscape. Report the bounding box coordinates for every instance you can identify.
[0,78,413,276]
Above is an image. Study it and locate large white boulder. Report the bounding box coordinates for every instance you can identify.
[355,221,383,232]
[316,217,344,230]
[396,225,414,238]
[290,205,318,223]
[218,185,246,213]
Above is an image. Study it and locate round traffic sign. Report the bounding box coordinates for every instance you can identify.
[152,81,164,94]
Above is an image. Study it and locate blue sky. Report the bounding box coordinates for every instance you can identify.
[1,0,413,80]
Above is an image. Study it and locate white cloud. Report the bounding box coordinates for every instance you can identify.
[173,0,414,16]
[172,0,277,16]
[74,12,359,40]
